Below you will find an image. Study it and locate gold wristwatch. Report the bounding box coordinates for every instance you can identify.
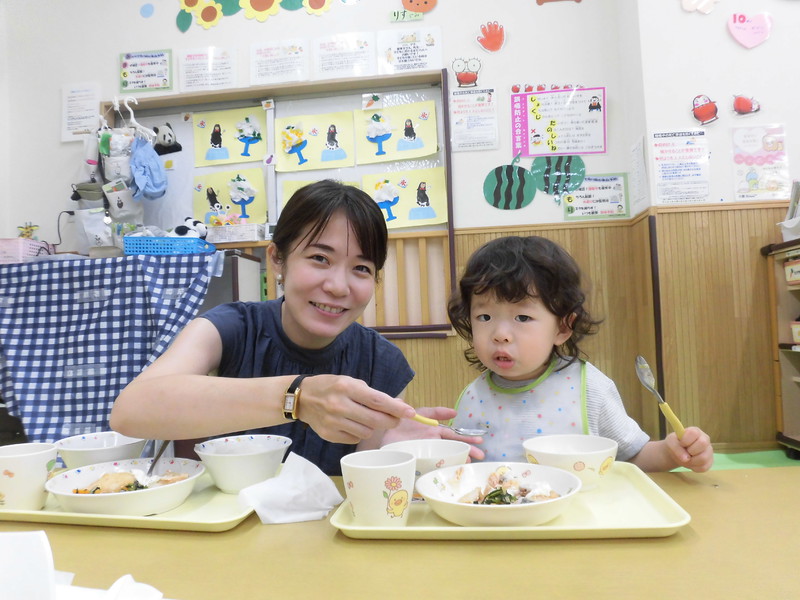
[283,375,307,421]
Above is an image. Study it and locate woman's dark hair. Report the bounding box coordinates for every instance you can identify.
[271,179,388,273]
[447,235,601,370]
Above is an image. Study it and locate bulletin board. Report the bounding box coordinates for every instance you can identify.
[102,69,454,337]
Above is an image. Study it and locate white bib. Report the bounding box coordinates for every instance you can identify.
[453,360,587,462]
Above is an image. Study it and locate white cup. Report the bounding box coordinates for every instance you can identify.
[0,443,58,510]
[340,449,416,527]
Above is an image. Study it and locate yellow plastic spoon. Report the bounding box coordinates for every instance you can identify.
[635,355,685,439]
[412,413,486,436]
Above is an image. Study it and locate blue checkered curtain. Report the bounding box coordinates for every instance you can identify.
[0,254,219,443]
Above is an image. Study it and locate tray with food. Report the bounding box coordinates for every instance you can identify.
[0,472,253,533]
[329,461,690,540]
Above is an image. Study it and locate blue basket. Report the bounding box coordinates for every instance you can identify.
[123,236,216,256]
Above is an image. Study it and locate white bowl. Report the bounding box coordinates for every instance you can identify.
[415,462,581,527]
[523,434,618,491]
[45,457,205,516]
[380,439,470,477]
[194,434,292,493]
[55,432,147,469]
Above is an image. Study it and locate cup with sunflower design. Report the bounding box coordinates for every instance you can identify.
[523,434,617,492]
[340,449,416,527]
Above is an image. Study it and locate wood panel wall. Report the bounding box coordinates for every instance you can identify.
[395,203,786,451]
[652,203,785,450]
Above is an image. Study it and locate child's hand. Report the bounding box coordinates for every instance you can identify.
[665,427,713,472]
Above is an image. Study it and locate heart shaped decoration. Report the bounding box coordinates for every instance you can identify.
[728,13,773,49]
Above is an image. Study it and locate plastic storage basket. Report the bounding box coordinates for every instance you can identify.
[123,236,216,256]
[0,238,55,264]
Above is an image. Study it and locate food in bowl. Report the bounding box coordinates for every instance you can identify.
[194,434,292,493]
[45,457,204,516]
[55,431,147,469]
[457,464,560,505]
[415,462,580,527]
[523,434,618,491]
[73,470,188,494]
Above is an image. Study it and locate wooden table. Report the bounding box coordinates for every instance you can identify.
[3,467,799,599]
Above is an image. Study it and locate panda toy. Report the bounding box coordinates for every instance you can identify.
[169,217,207,239]
[153,123,183,156]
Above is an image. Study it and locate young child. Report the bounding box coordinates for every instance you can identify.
[447,235,713,473]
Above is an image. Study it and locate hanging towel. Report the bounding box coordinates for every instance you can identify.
[130,136,167,201]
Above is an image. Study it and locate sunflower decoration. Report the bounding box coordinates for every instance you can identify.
[194,0,224,28]
[303,0,332,15]
[179,0,201,11]
[240,0,281,21]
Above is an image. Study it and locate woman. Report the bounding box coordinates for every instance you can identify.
[111,180,482,474]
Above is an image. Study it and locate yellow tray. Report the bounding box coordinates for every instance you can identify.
[330,462,690,540]
[0,474,253,533]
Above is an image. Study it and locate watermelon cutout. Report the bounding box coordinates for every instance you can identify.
[482,154,536,210]
[530,155,586,204]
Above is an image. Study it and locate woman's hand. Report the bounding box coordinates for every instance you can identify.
[377,406,485,461]
[296,374,416,445]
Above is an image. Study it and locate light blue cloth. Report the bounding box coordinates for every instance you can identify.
[130,136,167,201]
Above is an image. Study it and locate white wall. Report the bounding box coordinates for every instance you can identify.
[17,0,796,250]
[638,1,797,205]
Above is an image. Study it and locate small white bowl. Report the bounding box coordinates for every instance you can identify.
[194,434,292,493]
[523,434,618,491]
[415,462,581,527]
[380,439,470,477]
[45,457,205,516]
[55,432,147,469]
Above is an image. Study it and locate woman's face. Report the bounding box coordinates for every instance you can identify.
[271,211,377,349]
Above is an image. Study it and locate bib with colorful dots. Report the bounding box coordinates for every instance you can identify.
[452,359,587,462]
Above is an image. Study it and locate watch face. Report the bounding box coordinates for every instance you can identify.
[284,394,296,411]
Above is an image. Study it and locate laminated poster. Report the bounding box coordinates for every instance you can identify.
[376,26,443,75]
[511,87,607,157]
[313,32,377,80]
[192,107,267,168]
[354,100,438,165]
[450,88,498,152]
[361,168,447,230]
[192,167,268,225]
[651,130,710,204]
[274,111,355,172]
[563,174,629,221]
[119,50,172,93]
[178,47,236,93]
[731,124,790,201]
[250,39,309,86]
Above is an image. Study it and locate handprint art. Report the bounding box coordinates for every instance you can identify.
[477,21,505,52]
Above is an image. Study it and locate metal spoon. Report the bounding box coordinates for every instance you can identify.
[145,440,171,478]
[412,413,486,437]
[634,355,685,439]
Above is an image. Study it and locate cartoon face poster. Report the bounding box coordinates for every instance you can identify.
[353,100,438,165]
[192,167,268,224]
[361,167,447,229]
[192,107,267,168]
[274,111,355,172]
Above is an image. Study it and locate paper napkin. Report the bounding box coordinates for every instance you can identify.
[238,452,344,524]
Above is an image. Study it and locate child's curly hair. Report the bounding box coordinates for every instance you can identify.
[447,235,601,371]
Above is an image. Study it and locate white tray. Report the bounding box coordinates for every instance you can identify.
[330,462,690,540]
[0,474,253,532]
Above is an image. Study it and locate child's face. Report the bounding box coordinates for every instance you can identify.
[469,291,572,381]
[270,211,377,349]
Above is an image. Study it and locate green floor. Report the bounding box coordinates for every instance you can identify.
[708,450,800,470]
